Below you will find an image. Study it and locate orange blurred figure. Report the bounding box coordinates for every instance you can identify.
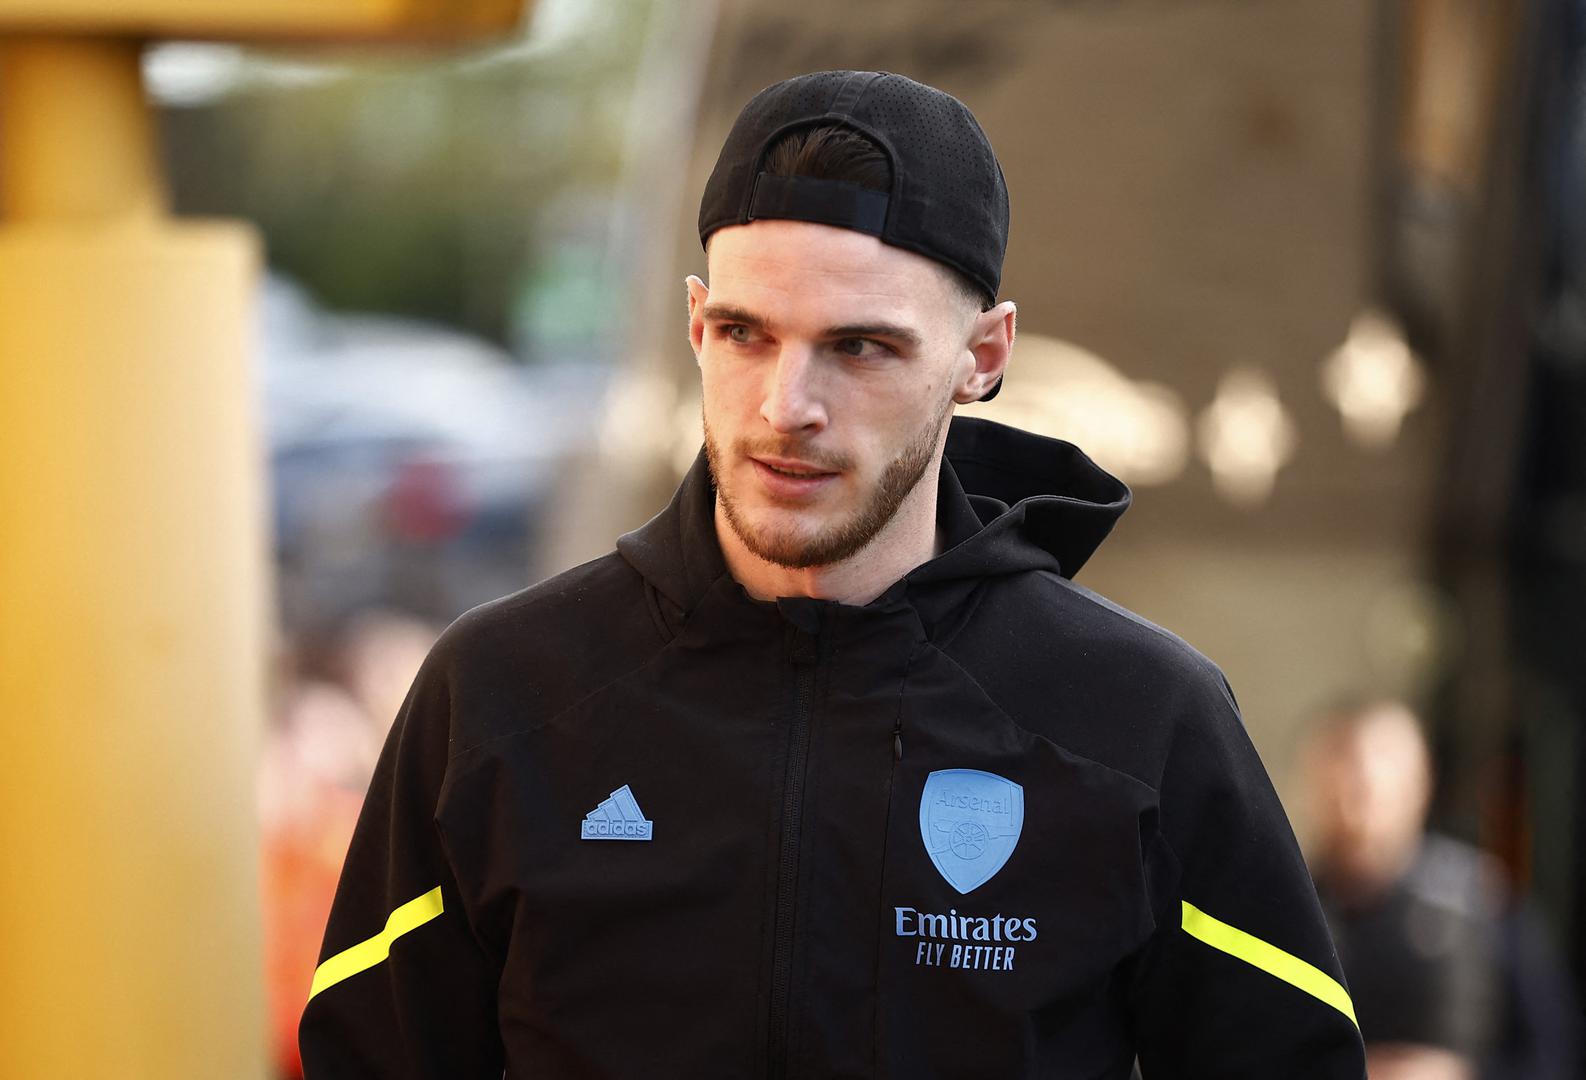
[259,681,378,1078]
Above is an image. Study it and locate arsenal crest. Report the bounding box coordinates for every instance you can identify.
[919,769,1024,895]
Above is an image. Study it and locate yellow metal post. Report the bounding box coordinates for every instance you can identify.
[0,36,269,1078]
[0,3,525,1072]
[0,37,163,219]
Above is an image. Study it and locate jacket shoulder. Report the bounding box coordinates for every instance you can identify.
[940,570,1241,788]
[1045,573,1236,709]
[421,551,670,755]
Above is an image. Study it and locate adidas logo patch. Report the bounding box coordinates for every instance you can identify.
[581,783,654,841]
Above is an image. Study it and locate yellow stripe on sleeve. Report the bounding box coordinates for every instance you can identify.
[1180,900,1359,1029]
[308,886,446,1001]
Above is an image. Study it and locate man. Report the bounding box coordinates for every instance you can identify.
[1303,699,1582,1080]
[300,70,1366,1077]
[1304,699,1499,1080]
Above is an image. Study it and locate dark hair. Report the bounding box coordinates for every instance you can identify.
[760,124,995,312]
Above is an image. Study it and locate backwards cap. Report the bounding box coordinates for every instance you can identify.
[698,71,1011,399]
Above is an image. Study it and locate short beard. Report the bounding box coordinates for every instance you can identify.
[703,393,953,571]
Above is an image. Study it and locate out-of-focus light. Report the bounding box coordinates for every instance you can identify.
[144,43,351,108]
[143,43,246,107]
[968,333,1189,486]
[1196,367,1296,506]
[1321,309,1426,449]
[247,58,350,91]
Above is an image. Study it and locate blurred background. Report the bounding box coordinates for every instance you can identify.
[3,0,1584,1075]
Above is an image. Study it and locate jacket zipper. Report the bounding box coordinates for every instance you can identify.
[871,709,905,1076]
[768,632,818,1080]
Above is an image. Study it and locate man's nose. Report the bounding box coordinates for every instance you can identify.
[760,344,828,434]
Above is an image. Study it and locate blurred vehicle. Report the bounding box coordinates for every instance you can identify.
[256,274,609,631]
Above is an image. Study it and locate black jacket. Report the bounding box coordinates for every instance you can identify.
[300,416,1366,1078]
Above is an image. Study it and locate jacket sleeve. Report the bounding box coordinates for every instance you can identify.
[298,642,504,1078]
[1130,674,1366,1078]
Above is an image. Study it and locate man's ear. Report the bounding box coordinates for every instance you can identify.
[953,299,1017,404]
[686,275,709,361]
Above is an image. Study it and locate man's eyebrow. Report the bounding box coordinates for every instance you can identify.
[699,303,767,329]
[699,305,925,351]
[823,322,924,351]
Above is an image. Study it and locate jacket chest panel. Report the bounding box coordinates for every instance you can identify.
[861,658,1159,1079]
[456,648,792,1078]
[449,635,1157,1079]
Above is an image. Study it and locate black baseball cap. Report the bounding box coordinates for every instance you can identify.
[699,70,1010,402]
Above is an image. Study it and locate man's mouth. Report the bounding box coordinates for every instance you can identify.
[748,456,841,498]
[753,456,838,479]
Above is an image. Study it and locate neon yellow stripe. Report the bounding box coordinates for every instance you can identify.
[308,886,445,1001]
[1181,900,1358,1028]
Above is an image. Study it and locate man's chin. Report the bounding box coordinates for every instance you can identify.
[730,512,836,570]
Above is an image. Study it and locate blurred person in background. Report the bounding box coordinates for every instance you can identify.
[333,609,444,734]
[299,71,1365,1077]
[1303,698,1583,1080]
[261,613,437,1079]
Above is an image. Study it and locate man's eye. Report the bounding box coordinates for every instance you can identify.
[834,337,887,359]
[726,325,752,344]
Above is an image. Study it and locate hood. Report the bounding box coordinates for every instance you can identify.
[617,415,1130,618]
[919,415,1131,586]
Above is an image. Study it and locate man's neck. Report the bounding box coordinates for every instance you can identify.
[715,472,942,607]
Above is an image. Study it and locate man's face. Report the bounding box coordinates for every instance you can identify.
[1304,704,1431,888]
[688,220,980,570]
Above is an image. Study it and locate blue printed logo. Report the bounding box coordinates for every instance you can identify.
[919,769,1023,894]
[581,784,654,841]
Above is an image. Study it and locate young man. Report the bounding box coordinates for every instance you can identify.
[300,71,1367,1077]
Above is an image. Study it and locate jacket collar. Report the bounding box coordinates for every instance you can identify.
[615,416,1130,629]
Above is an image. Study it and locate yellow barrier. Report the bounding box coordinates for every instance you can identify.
[0,218,268,1076]
[0,38,269,1076]
[0,2,525,1069]
[0,0,522,40]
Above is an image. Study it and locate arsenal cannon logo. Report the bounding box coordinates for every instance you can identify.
[919,769,1024,895]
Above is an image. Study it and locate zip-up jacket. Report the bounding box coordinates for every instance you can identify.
[299,416,1367,1078]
